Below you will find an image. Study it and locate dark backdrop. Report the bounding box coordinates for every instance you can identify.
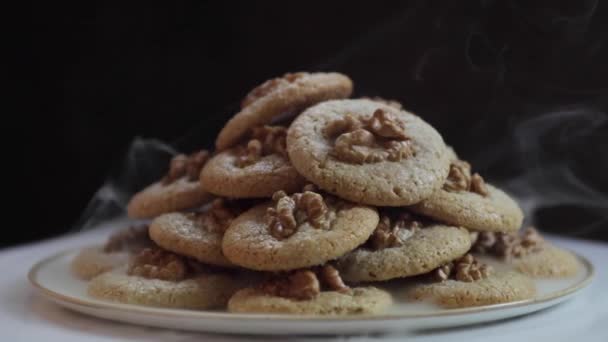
[15,0,608,248]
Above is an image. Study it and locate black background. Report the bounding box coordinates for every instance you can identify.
[14,0,608,248]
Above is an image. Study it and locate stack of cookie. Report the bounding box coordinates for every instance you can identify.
[72,72,580,314]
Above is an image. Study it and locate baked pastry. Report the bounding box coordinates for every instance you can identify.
[201,126,306,198]
[88,248,240,309]
[127,151,213,219]
[228,266,392,315]
[149,199,249,267]
[407,254,536,308]
[222,186,379,271]
[472,227,580,278]
[286,99,451,206]
[216,72,353,150]
[336,210,471,282]
[71,224,153,280]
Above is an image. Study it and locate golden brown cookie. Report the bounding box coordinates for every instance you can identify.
[228,287,391,315]
[201,126,306,198]
[216,72,353,150]
[407,271,536,308]
[410,154,523,232]
[149,199,249,267]
[286,99,451,206]
[471,228,580,278]
[336,211,472,282]
[127,151,213,219]
[222,189,379,271]
[71,225,153,280]
[228,267,392,315]
[88,248,241,309]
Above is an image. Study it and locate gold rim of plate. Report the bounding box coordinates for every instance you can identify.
[28,247,595,322]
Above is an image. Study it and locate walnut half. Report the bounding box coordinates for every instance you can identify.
[259,265,350,300]
[432,254,492,283]
[473,227,545,260]
[327,108,414,164]
[368,212,421,250]
[442,158,488,197]
[127,248,189,281]
[266,189,333,240]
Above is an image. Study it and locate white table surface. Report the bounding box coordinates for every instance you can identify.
[1,219,607,342]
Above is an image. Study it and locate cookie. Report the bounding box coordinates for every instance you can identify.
[71,224,153,280]
[228,266,391,315]
[513,245,580,278]
[336,211,472,282]
[471,227,579,278]
[201,126,306,198]
[71,247,128,280]
[127,151,214,219]
[407,271,536,308]
[410,154,523,232]
[228,286,391,315]
[216,72,353,150]
[88,248,241,309]
[149,199,249,267]
[222,189,379,271]
[286,99,451,206]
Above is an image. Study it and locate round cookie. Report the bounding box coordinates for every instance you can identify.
[513,244,580,278]
[88,268,240,309]
[216,72,353,150]
[149,200,248,267]
[127,151,213,219]
[201,126,306,198]
[228,287,391,315]
[336,225,472,282]
[71,247,128,280]
[409,150,523,232]
[407,271,536,308]
[286,99,451,206]
[222,194,379,271]
[71,225,153,280]
[410,184,523,233]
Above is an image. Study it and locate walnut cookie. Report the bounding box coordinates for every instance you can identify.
[410,151,524,232]
[472,228,580,278]
[88,247,242,309]
[222,186,379,271]
[286,99,451,206]
[215,72,353,151]
[149,199,250,267]
[228,266,392,315]
[336,210,472,282]
[71,224,153,280]
[127,150,214,219]
[201,125,306,198]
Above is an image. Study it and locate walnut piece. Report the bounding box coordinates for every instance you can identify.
[320,265,350,293]
[103,224,152,253]
[433,254,492,283]
[266,189,333,240]
[127,248,189,281]
[454,254,493,282]
[241,72,305,108]
[259,265,349,300]
[369,212,421,250]
[260,270,320,300]
[162,150,210,185]
[236,126,288,167]
[473,227,545,260]
[327,108,414,164]
[442,158,488,197]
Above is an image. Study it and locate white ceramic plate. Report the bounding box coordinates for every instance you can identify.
[28,248,594,335]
